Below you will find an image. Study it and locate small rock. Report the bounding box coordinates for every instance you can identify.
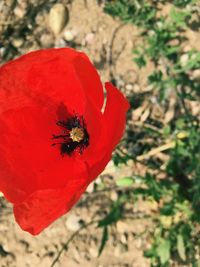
[132,84,140,92]
[182,44,192,53]
[192,69,200,81]
[125,83,133,91]
[180,53,189,67]
[135,238,143,249]
[63,30,75,42]
[14,6,26,18]
[89,247,98,258]
[0,47,5,58]
[85,32,95,45]
[114,76,124,88]
[168,39,179,46]
[148,30,155,36]
[48,3,69,35]
[12,38,24,48]
[86,182,95,193]
[54,38,66,48]
[110,191,118,201]
[120,233,128,244]
[40,33,54,48]
[65,214,82,231]
[95,177,101,185]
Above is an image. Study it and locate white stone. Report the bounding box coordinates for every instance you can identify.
[63,30,75,42]
[85,32,95,45]
[65,214,82,231]
[180,53,189,67]
[125,83,133,91]
[40,33,54,48]
[192,69,200,81]
[48,4,68,35]
[14,6,26,18]
[12,38,24,48]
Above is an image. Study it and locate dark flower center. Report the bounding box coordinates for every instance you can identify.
[52,115,89,156]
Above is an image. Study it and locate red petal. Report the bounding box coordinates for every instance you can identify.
[73,53,104,110]
[14,179,88,235]
[81,82,130,180]
[0,49,99,203]
[103,82,130,148]
[0,105,88,203]
[0,48,104,114]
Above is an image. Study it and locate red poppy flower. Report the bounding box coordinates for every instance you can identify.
[0,48,129,235]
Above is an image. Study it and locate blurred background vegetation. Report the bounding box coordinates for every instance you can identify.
[104,1,200,266]
[0,1,200,267]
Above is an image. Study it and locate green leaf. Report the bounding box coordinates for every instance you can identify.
[157,239,171,265]
[177,234,186,261]
[116,177,134,187]
[169,8,190,27]
[98,226,109,257]
[134,55,147,68]
[98,202,122,227]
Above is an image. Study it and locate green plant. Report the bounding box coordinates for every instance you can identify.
[104,1,200,266]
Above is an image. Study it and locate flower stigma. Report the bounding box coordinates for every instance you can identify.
[52,115,89,156]
[70,127,84,142]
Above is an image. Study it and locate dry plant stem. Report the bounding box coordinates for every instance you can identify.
[107,23,127,81]
[50,220,99,267]
[136,141,175,161]
[136,132,188,161]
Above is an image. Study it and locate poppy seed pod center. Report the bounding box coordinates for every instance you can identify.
[70,127,84,142]
[52,115,89,156]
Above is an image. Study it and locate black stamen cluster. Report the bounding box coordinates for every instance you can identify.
[52,115,89,156]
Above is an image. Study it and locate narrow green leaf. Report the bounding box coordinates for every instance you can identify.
[116,177,134,187]
[98,226,109,257]
[98,202,122,227]
[177,234,186,261]
[157,239,171,265]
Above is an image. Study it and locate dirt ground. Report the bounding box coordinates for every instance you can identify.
[0,0,199,267]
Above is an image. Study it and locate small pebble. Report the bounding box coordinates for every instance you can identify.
[65,214,82,231]
[48,3,69,35]
[85,32,95,45]
[54,38,66,48]
[14,6,26,18]
[89,247,98,258]
[133,84,140,92]
[40,33,54,48]
[180,53,189,66]
[86,182,94,193]
[125,84,133,91]
[12,38,24,48]
[110,191,118,201]
[182,44,192,53]
[63,30,75,42]
[192,69,200,81]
